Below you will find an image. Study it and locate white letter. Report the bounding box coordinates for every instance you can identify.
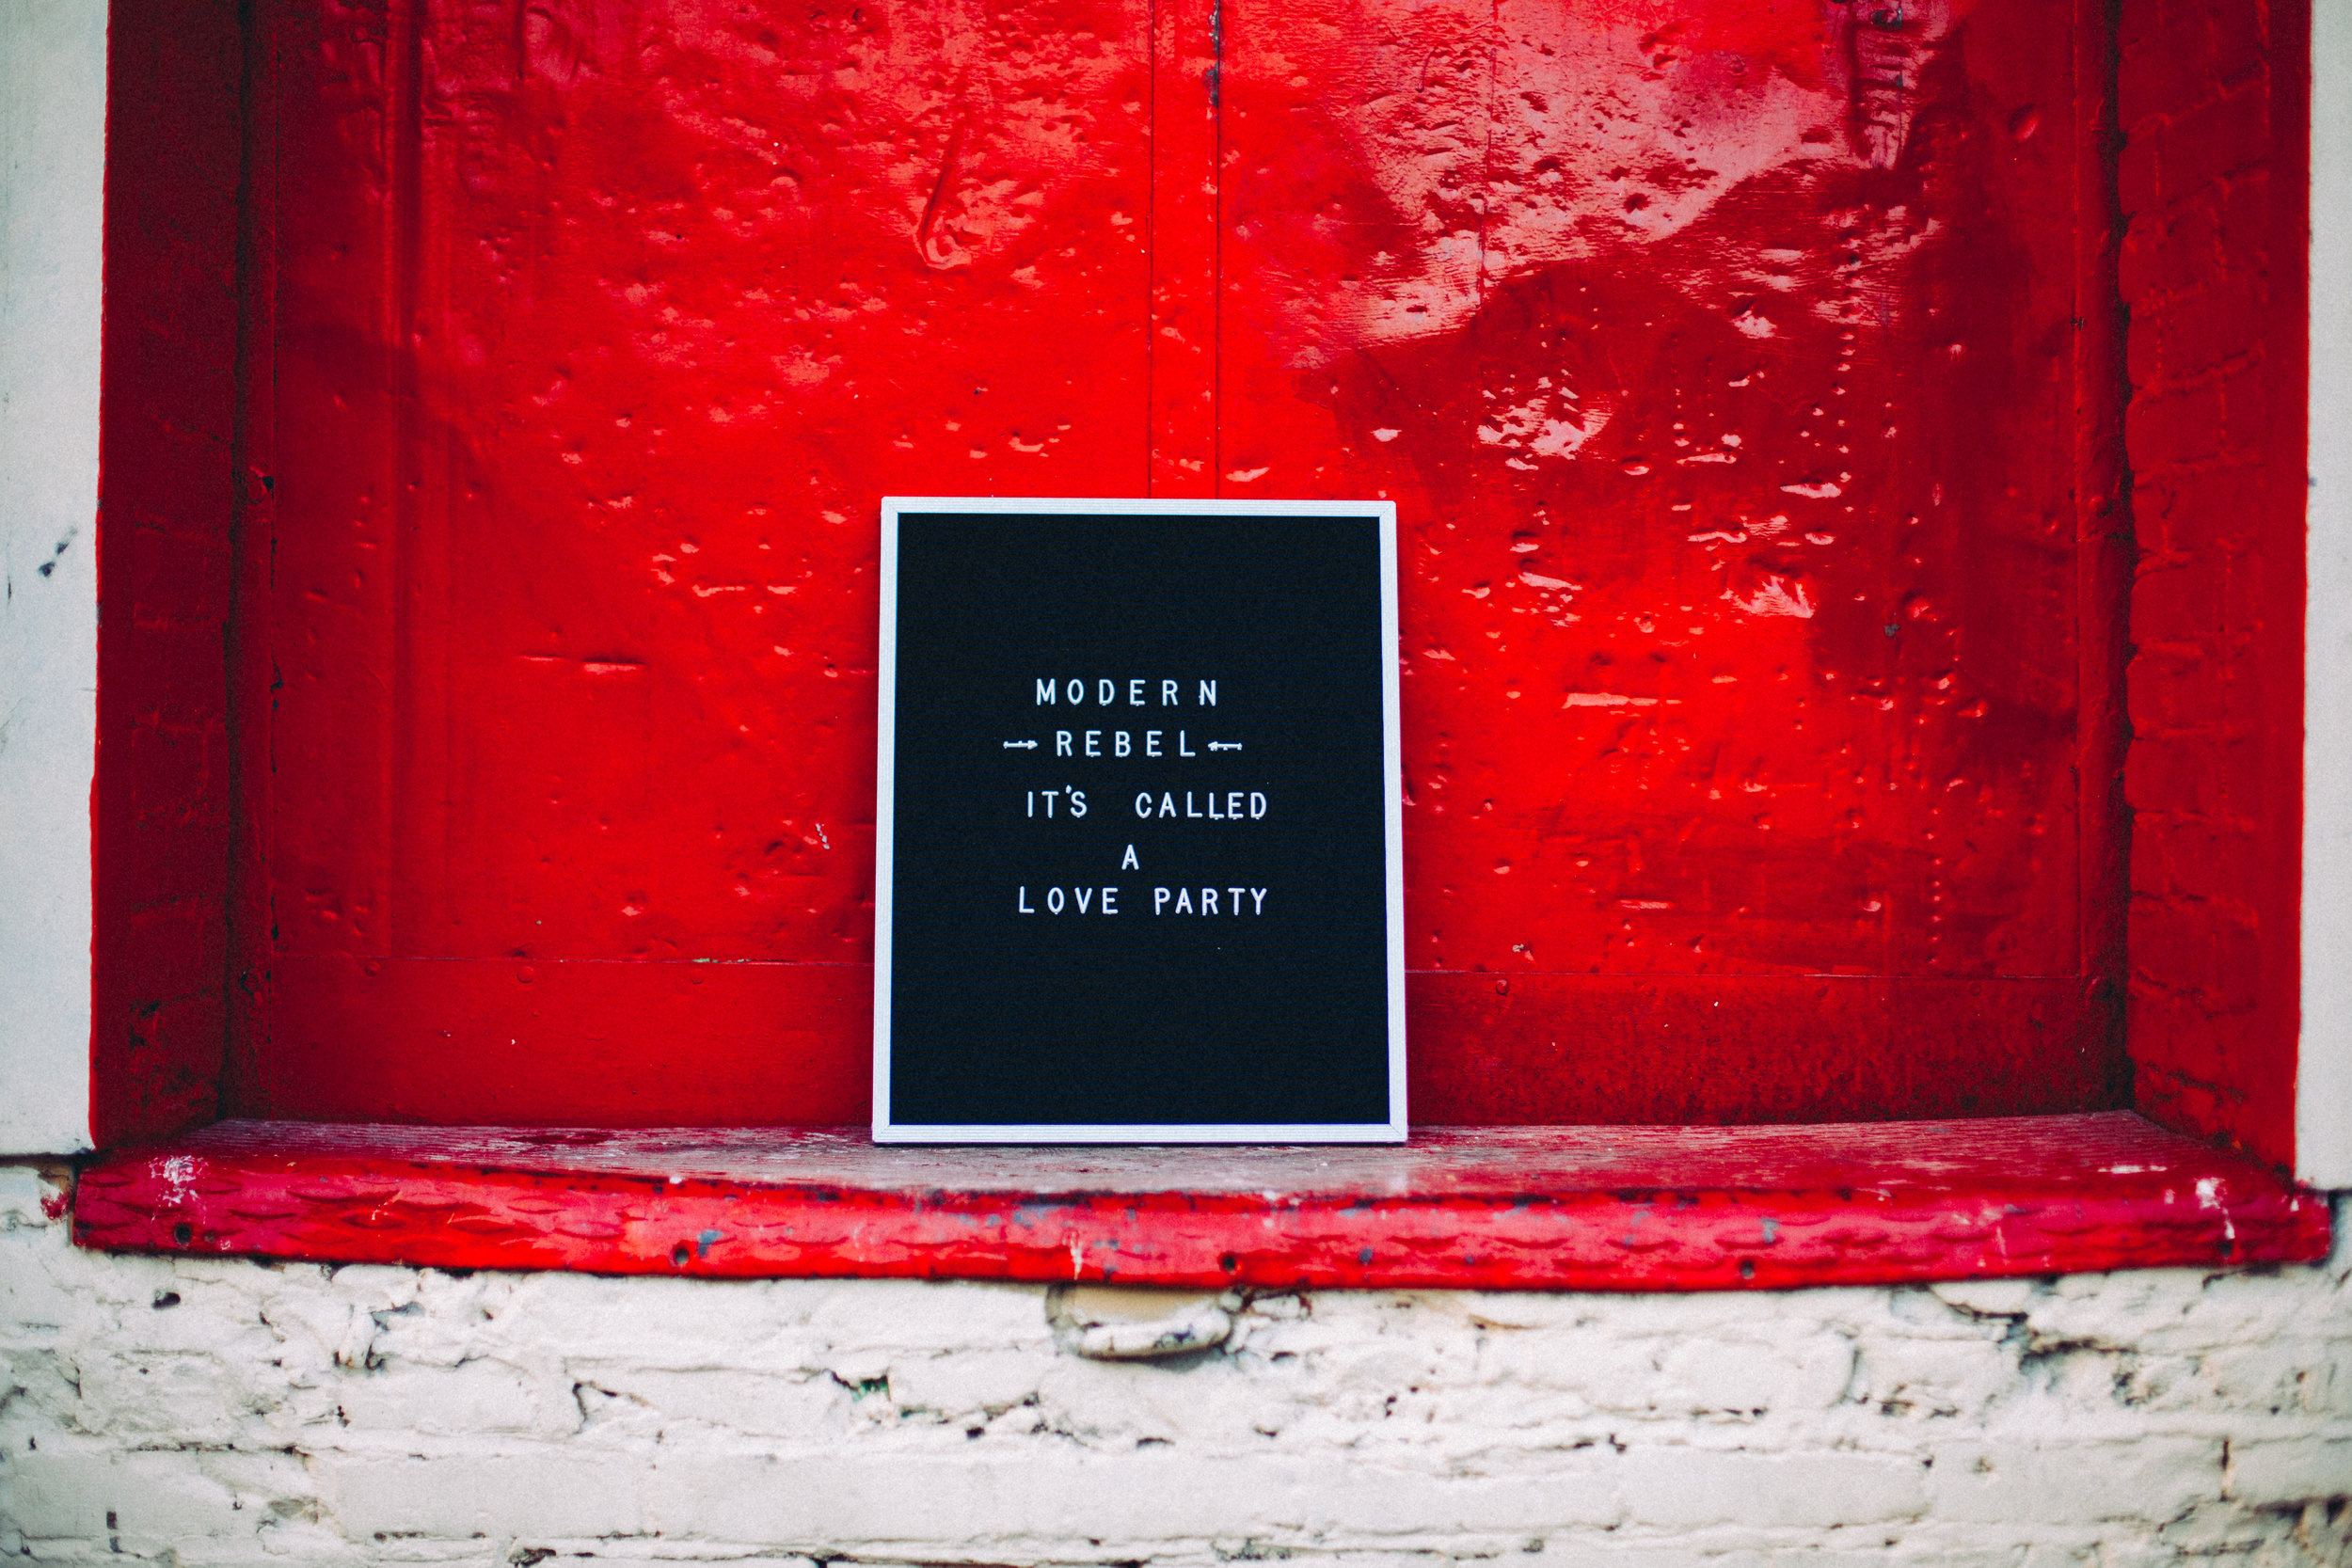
[1075,888,1093,913]
[1228,791,1243,819]
[1208,793,1223,819]
[1250,888,1266,913]
[1249,792,1267,818]
[1128,679,1145,705]
[1070,789,1088,818]
[1041,789,1059,816]
[1026,791,1034,818]
[1229,885,1244,912]
[1103,886,1118,914]
[1099,679,1117,705]
[1135,792,1153,819]
[1121,844,1139,869]
[1018,887,1035,913]
[1158,792,1176,818]
[1086,729,1102,756]
[1162,679,1179,705]
[1154,887,1169,914]
[1199,679,1217,706]
[1185,791,1200,818]
[1203,888,1220,915]
[1115,730,1131,757]
[1146,730,1162,757]
[1048,887,1065,913]
[1067,678,1084,705]
[1057,731,1073,757]
[1179,730,1196,757]
[1037,678,1057,705]
[1175,888,1194,914]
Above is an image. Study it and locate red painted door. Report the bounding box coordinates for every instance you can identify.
[236,0,2124,1126]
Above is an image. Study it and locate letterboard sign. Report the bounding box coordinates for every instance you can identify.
[875,498,1405,1143]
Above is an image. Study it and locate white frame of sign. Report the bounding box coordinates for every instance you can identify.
[872,496,1407,1145]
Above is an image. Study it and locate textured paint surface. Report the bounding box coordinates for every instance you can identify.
[230,0,2131,1126]
[71,1113,2331,1287]
[1214,0,2109,987]
[2116,0,2308,1170]
[91,0,246,1146]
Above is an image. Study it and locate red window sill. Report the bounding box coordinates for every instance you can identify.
[72,1112,2329,1291]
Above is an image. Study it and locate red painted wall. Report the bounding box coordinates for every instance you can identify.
[2117,0,2309,1168]
[91,0,246,1145]
[200,0,2135,1129]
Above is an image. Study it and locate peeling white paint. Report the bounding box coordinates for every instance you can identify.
[0,1169,2345,1560]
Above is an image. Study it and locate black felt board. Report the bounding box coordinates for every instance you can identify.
[875,501,1403,1141]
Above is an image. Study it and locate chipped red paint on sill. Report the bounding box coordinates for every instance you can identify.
[73,1113,2329,1289]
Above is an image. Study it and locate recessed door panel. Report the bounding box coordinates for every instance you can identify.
[246,0,2122,1124]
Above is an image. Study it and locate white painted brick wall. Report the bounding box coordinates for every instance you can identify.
[3,1164,2348,1565]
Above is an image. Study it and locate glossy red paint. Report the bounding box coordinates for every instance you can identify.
[1218,0,2116,994]
[251,956,868,1125]
[72,1113,2331,1288]
[2115,0,2309,1169]
[1406,974,2110,1125]
[219,0,2135,1127]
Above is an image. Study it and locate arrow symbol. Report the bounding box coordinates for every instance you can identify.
[1207,741,1243,752]
[1002,739,1039,750]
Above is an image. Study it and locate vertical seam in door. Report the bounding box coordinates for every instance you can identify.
[1211,0,1223,493]
[1147,0,1159,495]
